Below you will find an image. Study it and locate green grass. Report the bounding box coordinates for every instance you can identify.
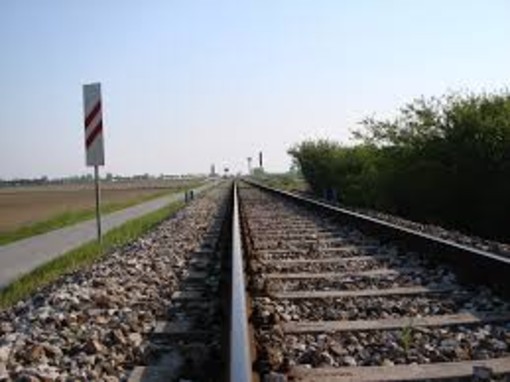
[0,187,194,246]
[252,173,308,192]
[400,319,415,355]
[0,200,185,309]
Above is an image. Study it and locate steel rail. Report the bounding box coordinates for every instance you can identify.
[230,181,252,382]
[243,179,510,298]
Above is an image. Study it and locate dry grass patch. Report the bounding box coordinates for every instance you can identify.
[0,180,202,245]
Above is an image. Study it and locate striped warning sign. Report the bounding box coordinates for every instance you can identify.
[83,83,105,166]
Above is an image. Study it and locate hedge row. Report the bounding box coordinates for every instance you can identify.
[289,91,510,241]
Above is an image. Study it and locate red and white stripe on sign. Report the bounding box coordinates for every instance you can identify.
[83,83,105,166]
[84,99,102,148]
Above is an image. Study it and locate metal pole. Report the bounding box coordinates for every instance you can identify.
[247,157,252,175]
[94,165,102,244]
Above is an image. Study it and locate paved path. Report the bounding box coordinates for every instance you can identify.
[0,181,218,288]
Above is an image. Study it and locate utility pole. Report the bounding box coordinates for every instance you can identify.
[247,157,252,175]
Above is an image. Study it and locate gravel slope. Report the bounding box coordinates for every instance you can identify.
[0,186,228,381]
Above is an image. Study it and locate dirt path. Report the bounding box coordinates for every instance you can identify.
[0,181,218,288]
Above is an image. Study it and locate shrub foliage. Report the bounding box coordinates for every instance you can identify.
[289,91,510,240]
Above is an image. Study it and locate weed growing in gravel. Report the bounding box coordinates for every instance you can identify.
[0,201,185,309]
[400,319,415,355]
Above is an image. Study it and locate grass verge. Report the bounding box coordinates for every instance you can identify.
[252,173,308,192]
[0,200,185,309]
[0,186,196,246]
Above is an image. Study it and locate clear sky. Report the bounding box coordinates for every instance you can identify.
[1,1,509,179]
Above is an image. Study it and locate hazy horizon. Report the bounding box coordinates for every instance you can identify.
[1,1,509,179]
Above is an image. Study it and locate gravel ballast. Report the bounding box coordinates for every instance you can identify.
[0,185,229,381]
[239,185,510,379]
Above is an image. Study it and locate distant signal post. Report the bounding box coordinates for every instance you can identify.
[83,83,105,243]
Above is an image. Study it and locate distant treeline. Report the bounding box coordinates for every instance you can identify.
[0,177,51,187]
[0,173,206,187]
[289,91,510,241]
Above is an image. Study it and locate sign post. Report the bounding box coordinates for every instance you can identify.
[93,165,101,242]
[83,83,105,243]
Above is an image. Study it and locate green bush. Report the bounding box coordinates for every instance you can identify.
[289,91,510,240]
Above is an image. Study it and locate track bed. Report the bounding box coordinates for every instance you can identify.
[0,183,232,382]
[238,183,510,381]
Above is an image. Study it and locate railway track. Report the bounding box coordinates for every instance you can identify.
[2,180,509,381]
[237,181,510,381]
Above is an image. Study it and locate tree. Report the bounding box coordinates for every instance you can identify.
[289,90,510,240]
